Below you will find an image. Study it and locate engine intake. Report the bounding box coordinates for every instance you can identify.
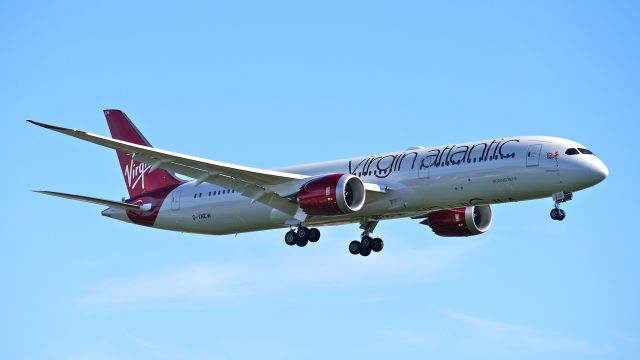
[422,205,492,237]
[298,174,366,216]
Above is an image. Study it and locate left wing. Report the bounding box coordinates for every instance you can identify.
[28,120,387,216]
[28,120,307,215]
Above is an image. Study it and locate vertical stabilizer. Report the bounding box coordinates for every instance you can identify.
[103,109,182,198]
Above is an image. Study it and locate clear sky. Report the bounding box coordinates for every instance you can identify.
[1,1,639,359]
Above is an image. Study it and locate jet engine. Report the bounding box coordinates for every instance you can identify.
[298,174,366,216]
[421,205,492,237]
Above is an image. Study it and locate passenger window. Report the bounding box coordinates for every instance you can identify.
[565,148,580,155]
[578,148,593,155]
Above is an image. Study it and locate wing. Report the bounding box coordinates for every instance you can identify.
[33,190,146,211]
[28,120,309,215]
[28,120,389,217]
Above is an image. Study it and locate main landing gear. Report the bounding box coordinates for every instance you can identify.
[348,236,384,256]
[550,191,573,221]
[348,220,384,257]
[284,225,321,247]
[283,219,385,256]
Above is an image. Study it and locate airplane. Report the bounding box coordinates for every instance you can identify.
[28,110,608,256]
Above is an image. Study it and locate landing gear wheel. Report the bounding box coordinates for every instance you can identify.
[308,228,321,243]
[296,236,308,247]
[360,247,372,256]
[349,241,362,255]
[297,226,310,240]
[285,230,298,246]
[371,238,384,252]
[550,192,572,221]
[361,236,373,250]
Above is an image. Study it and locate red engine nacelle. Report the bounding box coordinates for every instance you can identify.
[422,205,492,237]
[298,174,366,216]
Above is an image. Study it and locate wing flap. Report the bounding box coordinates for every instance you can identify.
[132,153,299,215]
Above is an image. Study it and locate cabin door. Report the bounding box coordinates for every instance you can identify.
[526,144,542,167]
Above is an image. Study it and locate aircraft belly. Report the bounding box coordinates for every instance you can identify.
[154,197,278,235]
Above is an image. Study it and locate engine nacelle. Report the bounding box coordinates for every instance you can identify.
[422,205,492,237]
[298,174,366,216]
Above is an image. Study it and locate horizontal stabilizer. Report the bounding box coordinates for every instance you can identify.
[33,190,143,211]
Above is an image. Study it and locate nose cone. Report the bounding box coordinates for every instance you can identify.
[589,157,609,184]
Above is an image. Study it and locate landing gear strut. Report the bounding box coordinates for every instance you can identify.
[348,220,384,256]
[550,192,572,221]
[284,225,321,247]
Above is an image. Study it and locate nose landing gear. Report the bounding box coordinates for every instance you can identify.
[550,192,572,221]
[550,208,566,221]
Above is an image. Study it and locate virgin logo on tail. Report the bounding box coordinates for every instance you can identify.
[124,156,149,190]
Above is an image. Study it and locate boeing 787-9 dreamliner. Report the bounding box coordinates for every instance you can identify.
[29,110,608,256]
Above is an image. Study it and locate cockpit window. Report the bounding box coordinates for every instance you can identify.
[565,148,580,155]
[578,148,594,155]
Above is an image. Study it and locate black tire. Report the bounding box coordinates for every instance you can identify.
[308,228,321,242]
[558,209,566,221]
[361,236,373,250]
[550,208,560,220]
[349,240,361,255]
[297,226,310,240]
[371,238,384,252]
[360,247,372,256]
[297,237,308,247]
[285,230,298,246]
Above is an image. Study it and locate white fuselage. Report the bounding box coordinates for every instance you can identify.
[102,136,608,235]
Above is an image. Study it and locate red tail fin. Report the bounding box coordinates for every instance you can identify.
[104,109,182,198]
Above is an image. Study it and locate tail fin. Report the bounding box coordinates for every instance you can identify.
[104,109,182,198]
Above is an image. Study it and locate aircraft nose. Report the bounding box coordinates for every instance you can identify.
[590,157,609,184]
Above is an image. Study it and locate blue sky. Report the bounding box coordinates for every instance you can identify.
[1,1,639,359]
